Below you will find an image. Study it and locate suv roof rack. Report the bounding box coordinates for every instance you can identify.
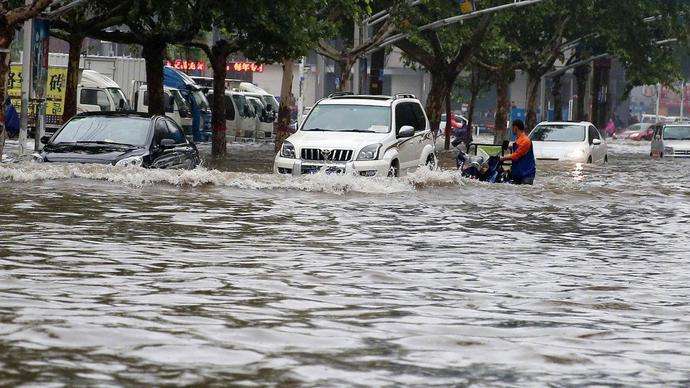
[328,92,354,98]
[394,93,416,100]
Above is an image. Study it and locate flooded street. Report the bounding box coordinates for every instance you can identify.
[1,140,689,386]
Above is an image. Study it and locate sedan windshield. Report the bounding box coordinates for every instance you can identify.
[530,124,585,142]
[302,104,391,133]
[52,116,151,146]
[663,125,690,140]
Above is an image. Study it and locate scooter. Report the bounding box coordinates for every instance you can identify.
[456,142,511,183]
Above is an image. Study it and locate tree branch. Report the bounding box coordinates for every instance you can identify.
[5,0,54,26]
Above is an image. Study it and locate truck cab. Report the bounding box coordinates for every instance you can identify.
[164,67,211,141]
[77,70,130,113]
[131,84,191,132]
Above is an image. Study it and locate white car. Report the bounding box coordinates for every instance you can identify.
[529,121,608,164]
[651,123,690,158]
[274,94,436,177]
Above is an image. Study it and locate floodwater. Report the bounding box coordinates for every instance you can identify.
[1,139,689,386]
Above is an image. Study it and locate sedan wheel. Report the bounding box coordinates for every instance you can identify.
[425,154,437,170]
[388,163,399,177]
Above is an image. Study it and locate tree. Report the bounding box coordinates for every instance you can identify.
[49,0,128,122]
[455,62,493,147]
[316,0,397,92]
[0,0,54,158]
[394,0,499,150]
[189,0,324,156]
[88,0,206,115]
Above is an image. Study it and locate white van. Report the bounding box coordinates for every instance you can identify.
[246,94,275,139]
[77,70,130,113]
[226,80,279,114]
[651,123,690,158]
[131,84,192,133]
[206,90,257,140]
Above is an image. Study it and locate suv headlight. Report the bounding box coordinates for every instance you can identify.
[115,156,144,167]
[280,141,296,158]
[31,153,44,163]
[357,143,382,161]
[664,146,674,154]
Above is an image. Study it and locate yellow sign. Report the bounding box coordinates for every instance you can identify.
[9,65,68,123]
[460,0,475,14]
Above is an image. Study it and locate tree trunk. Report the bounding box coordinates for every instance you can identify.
[591,58,611,129]
[63,34,83,123]
[210,45,229,157]
[466,68,480,148]
[338,59,353,93]
[426,72,450,147]
[444,90,452,150]
[552,74,563,121]
[494,74,510,145]
[574,64,589,121]
[0,29,12,159]
[275,59,295,153]
[142,41,166,115]
[525,73,540,131]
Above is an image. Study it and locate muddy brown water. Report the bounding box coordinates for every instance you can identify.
[1,140,689,386]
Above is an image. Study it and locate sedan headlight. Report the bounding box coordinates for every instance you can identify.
[115,156,144,167]
[664,146,674,155]
[356,143,382,161]
[280,141,296,159]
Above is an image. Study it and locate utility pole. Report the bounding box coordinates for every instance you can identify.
[352,21,360,94]
[19,0,33,156]
[655,83,661,122]
[681,80,685,118]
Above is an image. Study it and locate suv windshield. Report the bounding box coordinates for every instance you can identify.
[530,124,585,142]
[52,116,151,146]
[302,104,391,133]
[663,125,690,140]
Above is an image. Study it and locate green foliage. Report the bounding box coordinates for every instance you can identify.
[198,0,327,62]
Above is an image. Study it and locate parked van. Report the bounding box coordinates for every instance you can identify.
[229,80,279,113]
[77,70,130,113]
[245,94,275,139]
[131,84,192,132]
[206,90,257,140]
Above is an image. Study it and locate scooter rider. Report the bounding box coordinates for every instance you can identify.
[500,119,536,185]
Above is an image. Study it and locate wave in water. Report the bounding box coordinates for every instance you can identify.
[0,163,468,195]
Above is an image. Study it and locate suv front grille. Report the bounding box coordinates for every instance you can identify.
[301,148,353,162]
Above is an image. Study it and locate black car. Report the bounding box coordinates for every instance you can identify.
[36,112,201,169]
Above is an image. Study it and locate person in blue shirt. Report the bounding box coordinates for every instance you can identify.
[500,119,536,185]
[4,97,19,139]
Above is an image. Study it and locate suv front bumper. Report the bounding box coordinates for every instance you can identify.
[274,156,390,177]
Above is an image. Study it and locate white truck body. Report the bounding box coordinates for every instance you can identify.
[131,84,192,131]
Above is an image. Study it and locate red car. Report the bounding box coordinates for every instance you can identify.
[624,123,655,141]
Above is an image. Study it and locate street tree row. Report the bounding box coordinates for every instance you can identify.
[1,0,689,156]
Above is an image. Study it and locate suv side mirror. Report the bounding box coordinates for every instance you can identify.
[40,135,51,145]
[592,138,602,145]
[398,125,415,138]
[160,138,176,148]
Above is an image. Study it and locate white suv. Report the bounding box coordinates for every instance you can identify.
[274,94,436,177]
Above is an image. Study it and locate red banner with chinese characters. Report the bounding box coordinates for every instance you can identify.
[165,59,206,72]
[227,62,264,73]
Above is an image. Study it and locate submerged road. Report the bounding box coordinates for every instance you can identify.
[0,139,689,385]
